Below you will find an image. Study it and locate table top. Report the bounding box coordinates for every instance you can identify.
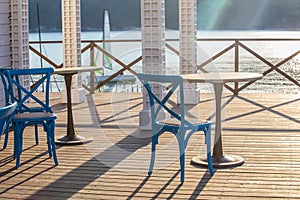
[182,72,263,84]
[54,66,103,75]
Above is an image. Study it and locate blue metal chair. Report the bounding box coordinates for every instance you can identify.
[0,72,13,149]
[1,69,45,148]
[137,73,214,183]
[4,68,58,168]
[0,102,17,144]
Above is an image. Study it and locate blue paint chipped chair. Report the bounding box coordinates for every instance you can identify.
[0,102,17,147]
[137,73,214,183]
[4,68,58,168]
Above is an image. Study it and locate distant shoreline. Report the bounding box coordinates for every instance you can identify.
[29,28,300,34]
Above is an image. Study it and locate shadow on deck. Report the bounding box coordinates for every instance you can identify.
[0,92,299,199]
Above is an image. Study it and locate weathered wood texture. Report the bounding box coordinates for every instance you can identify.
[0,92,299,199]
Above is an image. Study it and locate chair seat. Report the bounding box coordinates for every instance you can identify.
[13,112,57,120]
[158,117,209,126]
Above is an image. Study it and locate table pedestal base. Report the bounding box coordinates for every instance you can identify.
[191,155,244,168]
[55,135,93,145]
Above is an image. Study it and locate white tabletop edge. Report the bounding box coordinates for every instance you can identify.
[54,66,104,75]
[182,72,263,83]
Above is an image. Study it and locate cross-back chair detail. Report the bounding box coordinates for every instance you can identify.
[138,73,214,183]
[4,68,58,168]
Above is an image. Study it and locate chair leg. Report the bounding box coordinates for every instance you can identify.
[205,128,215,175]
[13,129,17,159]
[3,127,9,149]
[45,121,54,158]
[14,124,22,168]
[13,122,20,159]
[177,133,186,183]
[49,122,58,165]
[179,144,185,183]
[207,151,214,175]
[148,140,156,176]
[46,130,52,158]
[20,129,23,154]
[35,124,39,145]
[16,153,20,168]
[50,135,58,165]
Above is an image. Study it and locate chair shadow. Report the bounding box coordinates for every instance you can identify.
[0,161,55,195]
[151,170,182,200]
[189,170,215,199]
[126,175,151,200]
[232,95,300,124]
[0,144,59,197]
[23,130,152,199]
[0,145,36,168]
[0,92,228,199]
[126,169,214,199]
[201,94,300,127]
[24,94,152,199]
[0,144,61,177]
[126,170,183,200]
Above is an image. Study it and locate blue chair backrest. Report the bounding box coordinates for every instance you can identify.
[4,68,54,114]
[0,102,17,136]
[137,73,192,128]
[0,72,10,106]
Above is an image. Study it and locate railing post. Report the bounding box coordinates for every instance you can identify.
[90,42,95,94]
[234,40,239,94]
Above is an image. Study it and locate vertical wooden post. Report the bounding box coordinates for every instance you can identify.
[90,42,95,94]
[234,40,239,94]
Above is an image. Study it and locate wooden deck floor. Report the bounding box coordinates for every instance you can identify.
[0,92,300,199]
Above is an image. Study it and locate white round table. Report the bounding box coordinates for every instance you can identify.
[182,72,263,168]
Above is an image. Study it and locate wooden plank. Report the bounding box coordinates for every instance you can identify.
[0,92,299,199]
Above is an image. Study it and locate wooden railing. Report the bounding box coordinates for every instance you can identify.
[197,38,300,94]
[29,38,300,94]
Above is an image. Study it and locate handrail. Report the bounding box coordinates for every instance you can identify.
[29,37,300,94]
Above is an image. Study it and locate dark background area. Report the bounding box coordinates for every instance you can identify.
[28,0,300,32]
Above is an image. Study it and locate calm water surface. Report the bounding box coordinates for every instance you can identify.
[29,30,300,94]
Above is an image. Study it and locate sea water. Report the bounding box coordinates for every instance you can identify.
[29,30,300,94]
